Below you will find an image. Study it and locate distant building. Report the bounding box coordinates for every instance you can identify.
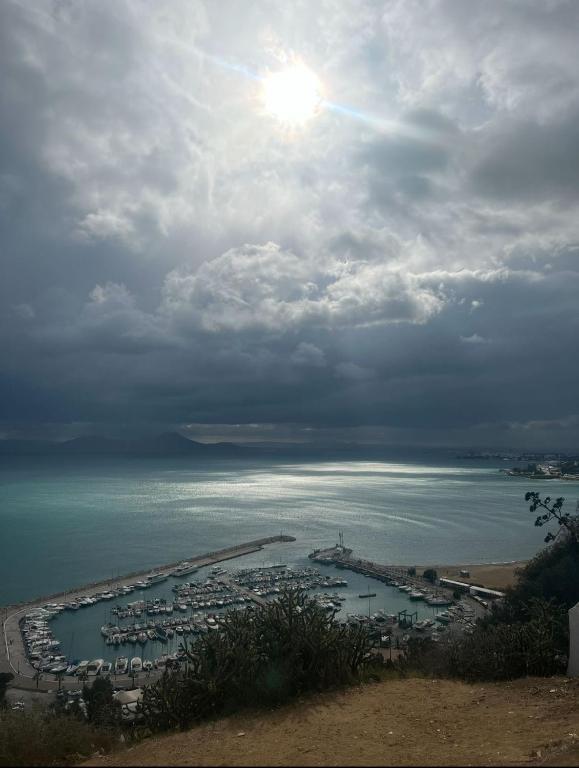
[438,577,504,600]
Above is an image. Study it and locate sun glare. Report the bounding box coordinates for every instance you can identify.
[262,62,323,126]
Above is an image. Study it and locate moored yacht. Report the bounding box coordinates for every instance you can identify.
[145,572,169,586]
[75,660,90,676]
[171,562,199,577]
[130,657,143,674]
[115,656,129,675]
[86,659,104,676]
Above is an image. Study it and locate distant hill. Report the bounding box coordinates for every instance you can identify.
[0,432,249,457]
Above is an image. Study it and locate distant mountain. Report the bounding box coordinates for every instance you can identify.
[0,432,249,457]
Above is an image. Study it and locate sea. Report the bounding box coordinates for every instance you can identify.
[2,454,578,663]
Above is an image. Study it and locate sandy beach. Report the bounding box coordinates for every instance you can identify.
[417,561,527,591]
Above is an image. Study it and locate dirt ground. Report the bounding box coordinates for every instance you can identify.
[420,562,527,591]
[83,676,579,767]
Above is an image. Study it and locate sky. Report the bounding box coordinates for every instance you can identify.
[1,0,579,450]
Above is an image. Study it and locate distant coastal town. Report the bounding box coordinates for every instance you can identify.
[501,459,579,481]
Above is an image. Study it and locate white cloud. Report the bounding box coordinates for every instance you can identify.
[2,0,579,444]
[291,342,326,368]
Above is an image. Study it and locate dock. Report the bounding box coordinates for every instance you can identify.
[310,546,457,599]
[0,534,295,692]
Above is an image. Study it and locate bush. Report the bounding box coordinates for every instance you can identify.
[82,677,121,727]
[141,589,372,731]
[482,531,579,654]
[422,568,437,584]
[402,597,568,682]
[407,566,416,576]
[0,708,119,767]
[0,673,13,708]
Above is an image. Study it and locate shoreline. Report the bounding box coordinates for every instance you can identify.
[0,535,295,691]
[2,549,524,693]
[415,561,526,591]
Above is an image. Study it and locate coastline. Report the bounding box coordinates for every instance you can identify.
[0,535,295,691]
[415,561,526,591]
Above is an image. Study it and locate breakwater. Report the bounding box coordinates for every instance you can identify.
[1,534,295,691]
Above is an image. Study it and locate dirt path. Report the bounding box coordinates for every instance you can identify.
[83,676,579,766]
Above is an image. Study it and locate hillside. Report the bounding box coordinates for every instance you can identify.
[0,432,248,457]
[83,676,579,766]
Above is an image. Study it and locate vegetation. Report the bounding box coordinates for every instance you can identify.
[141,588,373,731]
[526,491,577,543]
[0,708,120,767]
[0,673,13,708]
[407,566,416,576]
[82,677,121,727]
[422,568,437,584]
[402,493,577,682]
[403,597,567,681]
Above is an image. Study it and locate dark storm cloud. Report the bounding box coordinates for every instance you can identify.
[1,0,579,450]
[471,109,579,202]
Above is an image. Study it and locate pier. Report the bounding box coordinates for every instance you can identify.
[310,545,461,600]
[0,534,295,692]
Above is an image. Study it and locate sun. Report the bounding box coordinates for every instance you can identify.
[261,61,323,126]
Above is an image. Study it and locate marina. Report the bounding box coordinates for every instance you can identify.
[1,535,296,691]
[1,531,486,694]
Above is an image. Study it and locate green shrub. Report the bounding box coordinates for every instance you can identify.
[0,673,13,708]
[422,568,437,584]
[141,589,372,731]
[0,708,119,767]
[82,677,121,727]
[402,598,567,682]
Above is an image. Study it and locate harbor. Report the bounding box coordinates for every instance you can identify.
[1,534,296,691]
[1,530,492,696]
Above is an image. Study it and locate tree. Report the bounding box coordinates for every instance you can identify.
[141,589,373,731]
[525,492,577,543]
[407,566,416,576]
[82,677,120,727]
[0,672,13,708]
[423,568,438,584]
[402,493,578,682]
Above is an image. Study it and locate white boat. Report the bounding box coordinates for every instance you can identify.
[130,657,142,674]
[171,562,199,577]
[115,656,129,675]
[142,660,153,672]
[145,572,169,586]
[87,658,104,676]
[101,661,112,676]
[426,596,453,607]
[75,660,90,676]
[49,663,68,674]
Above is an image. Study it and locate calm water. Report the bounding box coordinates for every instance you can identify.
[2,455,578,607]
